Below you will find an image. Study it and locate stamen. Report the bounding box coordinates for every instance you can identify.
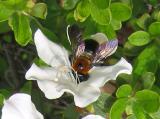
[56,65,81,86]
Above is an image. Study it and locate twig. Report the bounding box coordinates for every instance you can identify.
[3,44,19,89]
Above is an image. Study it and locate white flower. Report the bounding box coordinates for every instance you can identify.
[1,93,43,119]
[82,114,105,119]
[25,29,132,107]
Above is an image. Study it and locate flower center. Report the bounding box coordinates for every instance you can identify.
[56,63,90,85]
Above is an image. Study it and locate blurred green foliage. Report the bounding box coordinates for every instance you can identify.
[0,0,160,119]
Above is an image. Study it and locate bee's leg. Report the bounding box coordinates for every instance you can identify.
[78,74,89,83]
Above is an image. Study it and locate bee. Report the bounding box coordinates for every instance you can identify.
[67,25,118,82]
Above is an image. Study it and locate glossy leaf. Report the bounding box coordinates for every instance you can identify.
[148,22,160,37]
[116,84,132,98]
[111,19,122,30]
[123,41,144,56]
[0,94,4,107]
[98,24,116,39]
[133,44,159,78]
[62,0,79,10]
[135,90,159,113]
[31,3,47,19]
[9,13,32,46]
[63,105,79,119]
[141,72,155,89]
[74,0,90,22]
[149,0,158,6]
[128,31,151,46]
[20,81,32,94]
[94,93,112,117]
[110,2,132,21]
[90,0,110,9]
[91,4,111,25]
[0,2,14,22]
[3,0,28,10]
[132,102,146,119]
[136,13,150,30]
[110,98,128,119]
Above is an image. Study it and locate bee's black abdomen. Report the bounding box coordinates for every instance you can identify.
[84,39,99,54]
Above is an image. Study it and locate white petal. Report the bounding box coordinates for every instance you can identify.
[74,82,100,107]
[36,80,73,99]
[37,80,100,108]
[25,63,57,81]
[82,114,105,119]
[26,64,100,107]
[34,29,70,67]
[87,58,132,87]
[25,63,73,99]
[91,33,108,44]
[1,93,43,119]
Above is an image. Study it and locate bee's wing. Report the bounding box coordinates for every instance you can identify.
[67,25,86,57]
[67,25,82,49]
[76,41,85,57]
[93,40,118,63]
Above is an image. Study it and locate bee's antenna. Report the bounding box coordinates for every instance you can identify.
[66,25,72,46]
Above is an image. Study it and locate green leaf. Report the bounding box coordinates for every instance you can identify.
[31,3,47,19]
[94,93,113,117]
[0,2,14,22]
[83,18,97,37]
[0,21,11,33]
[150,108,160,119]
[132,101,146,119]
[98,24,116,39]
[132,1,146,16]
[89,0,110,9]
[125,103,133,116]
[133,44,159,78]
[110,2,132,21]
[135,90,159,113]
[20,81,32,94]
[74,0,90,22]
[123,41,144,56]
[3,0,28,11]
[111,19,122,30]
[149,0,158,6]
[0,94,4,107]
[148,22,160,37]
[0,89,11,98]
[141,72,155,89]
[9,13,32,46]
[110,98,128,119]
[136,13,150,30]
[120,0,133,7]
[152,10,160,22]
[86,104,94,113]
[34,58,49,67]
[66,11,76,24]
[127,115,136,119]
[128,31,151,46]
[63,0,79,10]
[63,105,79,119]
[91,4,111,25]
[116,84,132,98]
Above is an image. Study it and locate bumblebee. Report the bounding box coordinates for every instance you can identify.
[67,25,118,82]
